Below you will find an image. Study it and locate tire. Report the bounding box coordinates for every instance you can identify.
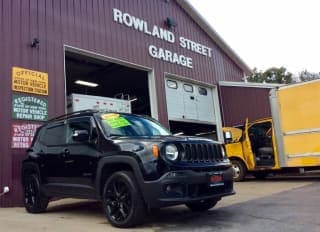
[231,159,246,181]
[23,174,49,213]
[102,171,146,228]
[185,198,218,212]
[252,172,268,180]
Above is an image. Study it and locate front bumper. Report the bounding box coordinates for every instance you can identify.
[141,166,235,208]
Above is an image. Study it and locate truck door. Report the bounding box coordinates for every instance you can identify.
[241,118,256,169]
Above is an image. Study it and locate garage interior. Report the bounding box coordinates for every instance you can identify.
[65,51,151,116]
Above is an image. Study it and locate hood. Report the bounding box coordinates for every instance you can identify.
[111,135,220,144]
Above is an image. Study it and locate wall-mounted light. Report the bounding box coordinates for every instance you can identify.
[75,80,98,87]
[30,38,40,48]
[165,17,177,29]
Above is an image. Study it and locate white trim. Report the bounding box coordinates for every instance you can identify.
[288,153,320,158]
[165,72,216,88]
[284,128,320,136]
[148,70,159,120]
[178,0,252,75]
[63,45,159,119]
[212,85,224,142]
[219,81,284,89]
[63,47,67,114]
[64,45,152,72]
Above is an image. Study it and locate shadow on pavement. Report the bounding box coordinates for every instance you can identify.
[42,177,319,231]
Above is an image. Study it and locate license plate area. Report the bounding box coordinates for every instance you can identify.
[207,173,224,187]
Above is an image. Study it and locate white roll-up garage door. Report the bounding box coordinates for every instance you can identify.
[165,78,216,124]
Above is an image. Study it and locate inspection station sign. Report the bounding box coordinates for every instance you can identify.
[12,94,48,121]
[12,67,48,95]
[113,8,213,69]
[11,122,41,148]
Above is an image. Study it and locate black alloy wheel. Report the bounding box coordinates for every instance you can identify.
[23,174,49,213]
[102,171,146,228]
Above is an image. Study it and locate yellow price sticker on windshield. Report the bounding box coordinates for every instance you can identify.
[104,117,131,129]
[101,113,120,120]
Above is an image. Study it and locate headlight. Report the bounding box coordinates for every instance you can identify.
[165,144,179,161]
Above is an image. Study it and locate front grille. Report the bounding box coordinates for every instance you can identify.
[181,143,223,163]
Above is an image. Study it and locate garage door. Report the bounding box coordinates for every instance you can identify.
[165,78,216,124]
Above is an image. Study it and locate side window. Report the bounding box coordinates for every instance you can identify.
[167,80,178,89]
[41,122,67,146]
[183,84,193,93]
[66,117,93,144]
[198,87,207,96]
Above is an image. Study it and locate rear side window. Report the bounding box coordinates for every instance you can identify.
[41,122,67,146]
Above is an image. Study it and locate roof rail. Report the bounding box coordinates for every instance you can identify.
[48,109,99,122]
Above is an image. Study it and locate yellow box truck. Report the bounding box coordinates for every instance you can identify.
[224,80,320,181]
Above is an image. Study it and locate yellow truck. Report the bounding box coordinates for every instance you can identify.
[223,80,320,181]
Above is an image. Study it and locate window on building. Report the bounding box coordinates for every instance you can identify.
[199,87,207,96]
[183,84,193,93]
[167,80,178,89]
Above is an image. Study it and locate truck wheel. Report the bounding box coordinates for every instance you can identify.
[231,159,246,181]
[252,172,268,180]
[23,174,49,213]
[102,171,146,228]
[185,198,218,212]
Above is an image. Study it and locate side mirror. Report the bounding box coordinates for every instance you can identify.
[224,131,233,144]
[72,130,89,142]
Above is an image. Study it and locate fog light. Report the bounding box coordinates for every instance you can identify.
[164,184,185,197]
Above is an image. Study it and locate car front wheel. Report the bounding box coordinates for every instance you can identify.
[102,171,146,228]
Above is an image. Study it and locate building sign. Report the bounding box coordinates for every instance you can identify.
[11,122,41,148]
[12,94,48,121]
[112,8,213,69]
[12,67,48,95]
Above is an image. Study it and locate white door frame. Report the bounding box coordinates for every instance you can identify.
[164,72,224,142]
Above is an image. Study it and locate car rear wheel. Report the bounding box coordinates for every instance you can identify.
[23,174,49,213]
[185,198,219,212]
[102,171,146,228]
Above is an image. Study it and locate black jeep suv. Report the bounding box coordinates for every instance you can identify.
[22,110,234,227]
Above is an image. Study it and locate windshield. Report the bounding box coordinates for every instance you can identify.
[97,113,171,137]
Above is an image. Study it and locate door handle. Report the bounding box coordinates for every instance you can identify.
[60,148,70,158]
[190,96,195,100]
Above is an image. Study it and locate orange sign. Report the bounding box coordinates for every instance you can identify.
[12,67,48,95]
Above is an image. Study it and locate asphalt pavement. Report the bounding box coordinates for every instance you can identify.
[0,176,319,232]
[150,181,320,232]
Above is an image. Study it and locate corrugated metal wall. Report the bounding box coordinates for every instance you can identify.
[0,0,245,206]
[219,86,272,126]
